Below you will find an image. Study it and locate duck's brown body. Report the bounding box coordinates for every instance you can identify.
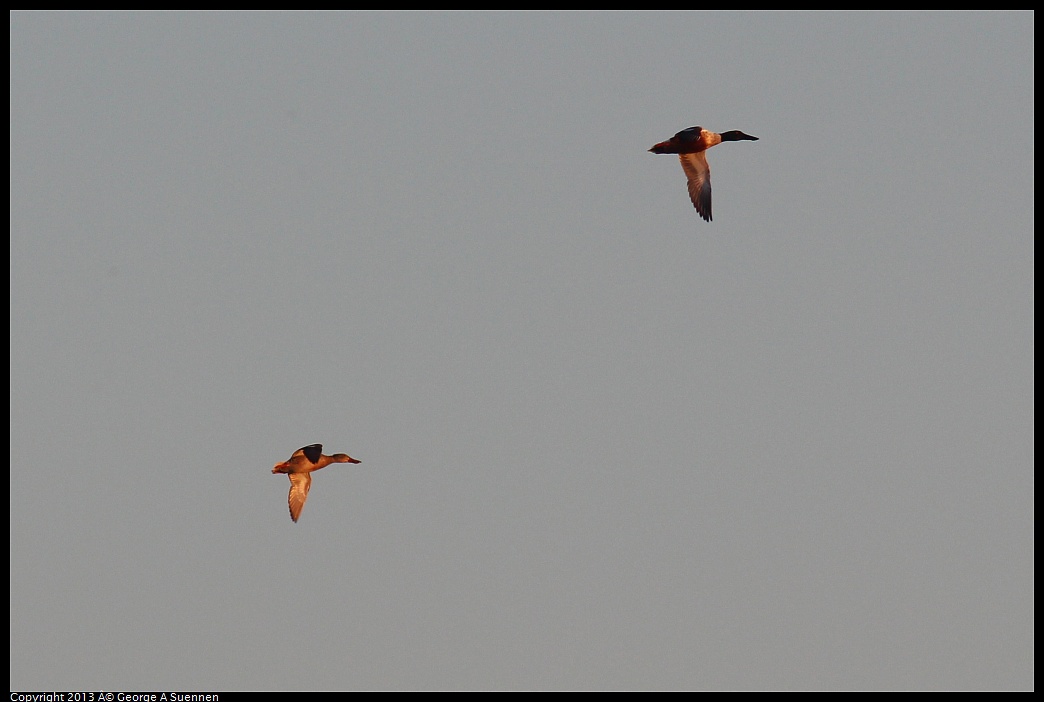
[272,444,361,522]
[649,126,758,221]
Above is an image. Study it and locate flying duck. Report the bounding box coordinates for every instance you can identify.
[271,444,361,522]
[649,126,758,221]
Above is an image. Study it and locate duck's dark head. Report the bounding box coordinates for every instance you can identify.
[719,130,759,142]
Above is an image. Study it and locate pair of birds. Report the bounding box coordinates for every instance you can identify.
[272,125,758,522]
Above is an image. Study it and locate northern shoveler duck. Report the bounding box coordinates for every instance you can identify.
[272,444,361,522]
[649,126,759,221]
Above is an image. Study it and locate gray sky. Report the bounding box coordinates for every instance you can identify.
[10,11,1033,691]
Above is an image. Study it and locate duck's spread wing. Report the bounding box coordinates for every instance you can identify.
[301,444,323,463]
[288,473,312,523]
[679,152,712,222]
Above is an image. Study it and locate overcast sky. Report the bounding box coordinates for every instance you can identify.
[10,11,1033,691]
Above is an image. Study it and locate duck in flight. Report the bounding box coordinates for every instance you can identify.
[272,444,361,522]
[649,126,758,221]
